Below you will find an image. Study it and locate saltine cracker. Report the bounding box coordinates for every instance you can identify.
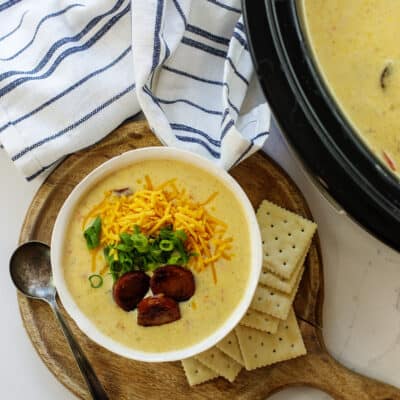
[216,330,244,365]
[181,358,220,386]
[250,265,302,320]
[195,347,242,382]
[257,200,317,279]
[240,308,280,334]
[235,308,306,370]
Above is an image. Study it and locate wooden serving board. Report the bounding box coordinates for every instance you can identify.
[18,120,400,400]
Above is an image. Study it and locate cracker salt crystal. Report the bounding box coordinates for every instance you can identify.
[216,330,244,365]
[240,308,280,334]
[250,266,302,320]
[195,347,242,383]
[235,308,306,371]
[181,358,220,386]
[257,200,317,279]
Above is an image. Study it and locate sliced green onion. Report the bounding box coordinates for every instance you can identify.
[174,229,187,241]
[159,239,174,251]
[133,236,148,247]
[132,234,149,253]
[88,274,103,288]
[83,216,102,249]
[116,243,133,252]
[100,225,193,276]
[168,253,182,264]
[150,248,162,258]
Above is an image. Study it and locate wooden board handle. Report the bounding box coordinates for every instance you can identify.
[264,323,400,400]
[299,352,400,400]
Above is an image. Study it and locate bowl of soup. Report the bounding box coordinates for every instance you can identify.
[51,147,262,362]
[243,0,400,251]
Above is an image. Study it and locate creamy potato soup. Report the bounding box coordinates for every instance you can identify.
[63,159,251,353]
[301,0,400,177]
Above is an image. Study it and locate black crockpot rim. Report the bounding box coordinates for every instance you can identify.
[242,0,400,251]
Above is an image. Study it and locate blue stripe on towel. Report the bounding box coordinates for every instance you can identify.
[175,135,220,158]
[221,119,234,139]
[171,123,221,146]
[252,131,268,142]
[223,82,240,115]
[0,46,131,133]
[12,83,135,161]
[232,131,269,168]
[160,34,170,65]
[0,0,125,81]
[0,5,130,98]
[0,0,22,13]
[26,160,58,181]
[227,97,239,115]
[232,31,248,51]
[206,0,240,14]
[181,36,227,58]
[221,108,229,125]
[152,0,164,71]
[157,97,222,116]
[163,65,223,86]
[232,142,252,168]
[142,85,164,112]
[0,10,27,42]
[172,0,187,26]
[186,24,230,46]
[1,4,84,61]
[235,21,244,32]
[226,57,249,85]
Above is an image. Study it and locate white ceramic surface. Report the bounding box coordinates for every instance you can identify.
[1,121,400,399]
[51,146,262,362]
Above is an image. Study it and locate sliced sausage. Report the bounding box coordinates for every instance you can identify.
[150,265,195,301]
[137,294,181,326]
[113,271,150,311]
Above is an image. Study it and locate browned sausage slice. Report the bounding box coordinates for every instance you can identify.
[113,271,150,311]
[150,265,195,301]
[137,294,181,326]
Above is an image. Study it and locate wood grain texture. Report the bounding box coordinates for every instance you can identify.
[17,120,400,399]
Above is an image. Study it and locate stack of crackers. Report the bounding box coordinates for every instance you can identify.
[181,200,317,386]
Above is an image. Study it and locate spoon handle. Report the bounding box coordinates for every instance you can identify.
[50,300,109,400]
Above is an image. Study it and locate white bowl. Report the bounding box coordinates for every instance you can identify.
[51,147,262,362]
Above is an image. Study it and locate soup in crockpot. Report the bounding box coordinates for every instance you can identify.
[301,0,400,177]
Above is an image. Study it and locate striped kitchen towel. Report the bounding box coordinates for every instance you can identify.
[0,0,270,181]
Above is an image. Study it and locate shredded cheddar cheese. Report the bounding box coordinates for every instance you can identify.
[90,247,101,273]
[82,176,233,273]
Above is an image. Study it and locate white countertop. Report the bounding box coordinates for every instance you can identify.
[1,121,399,400]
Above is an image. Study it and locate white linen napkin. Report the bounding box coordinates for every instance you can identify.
[0,0,270,181]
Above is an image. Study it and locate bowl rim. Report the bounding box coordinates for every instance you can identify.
[51,146,262,362]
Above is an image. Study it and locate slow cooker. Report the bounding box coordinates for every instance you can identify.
[242,0,400,251]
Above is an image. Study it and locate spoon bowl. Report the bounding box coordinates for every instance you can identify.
[10,241,55,302]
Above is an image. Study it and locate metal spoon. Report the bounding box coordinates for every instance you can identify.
[10,241,109,400]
